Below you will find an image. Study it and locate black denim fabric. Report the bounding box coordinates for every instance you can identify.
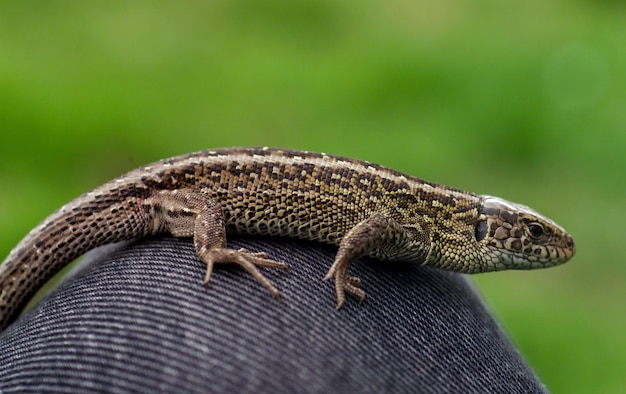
[0,236,547,393]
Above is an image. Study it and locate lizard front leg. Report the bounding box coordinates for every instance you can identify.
[324,213,430,308]
[152,189,289,298]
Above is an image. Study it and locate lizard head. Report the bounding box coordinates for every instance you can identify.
[474,196,575,271]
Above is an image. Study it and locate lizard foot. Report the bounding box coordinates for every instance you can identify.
[324,260,365,309]
[200,247,289,299]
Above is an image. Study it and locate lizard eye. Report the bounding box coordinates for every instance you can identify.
[475,220,488,242]
[527,223,544,239]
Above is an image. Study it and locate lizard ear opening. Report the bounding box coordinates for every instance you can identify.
[475,220,488,242]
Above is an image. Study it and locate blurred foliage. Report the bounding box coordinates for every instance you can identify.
[0,1,624,392]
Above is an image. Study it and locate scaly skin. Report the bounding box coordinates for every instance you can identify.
[0,147,575,330]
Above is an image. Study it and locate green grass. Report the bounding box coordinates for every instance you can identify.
[1,1,624,392]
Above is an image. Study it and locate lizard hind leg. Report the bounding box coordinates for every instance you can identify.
[155,189,289,300]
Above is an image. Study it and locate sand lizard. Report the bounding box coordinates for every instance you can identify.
[0,147,576,331]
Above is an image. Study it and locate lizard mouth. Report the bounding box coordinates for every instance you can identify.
[495,243,575,270]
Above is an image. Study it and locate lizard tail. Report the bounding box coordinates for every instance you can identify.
[0,187,154,331]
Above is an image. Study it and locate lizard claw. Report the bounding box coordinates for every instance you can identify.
[324,259,365,309]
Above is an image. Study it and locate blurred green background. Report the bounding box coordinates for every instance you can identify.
[0,1,624,392]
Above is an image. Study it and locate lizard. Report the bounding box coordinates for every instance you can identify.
[0,147,576,331]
